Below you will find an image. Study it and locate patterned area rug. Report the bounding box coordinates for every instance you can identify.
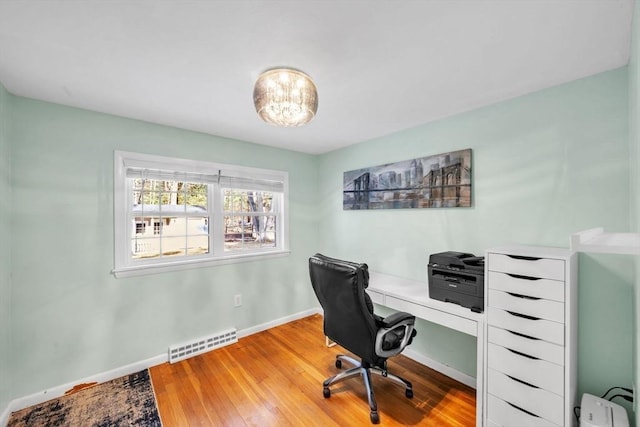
[8,369,162,427]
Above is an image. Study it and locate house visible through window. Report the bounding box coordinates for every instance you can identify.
[153,221,162,235]
[130,179,209,259]
[113,151,289,278]
[135,222,146,234]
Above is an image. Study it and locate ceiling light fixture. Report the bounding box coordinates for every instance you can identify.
[253,68,318,127]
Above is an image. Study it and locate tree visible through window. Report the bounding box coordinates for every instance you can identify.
[223,190,276,251]
[114,151,289,277]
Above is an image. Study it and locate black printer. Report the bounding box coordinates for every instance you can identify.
[428,251,485,313]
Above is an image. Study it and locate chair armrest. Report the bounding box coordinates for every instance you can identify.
[374,312,417,359]
[380,312,415,329]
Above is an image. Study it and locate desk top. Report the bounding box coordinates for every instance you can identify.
[368,271,485,323]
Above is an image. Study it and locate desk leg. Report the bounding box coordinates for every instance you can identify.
[325,336,336,348]
[475,321,484,427]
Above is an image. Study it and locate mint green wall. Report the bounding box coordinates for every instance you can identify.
[2,59,636,423]
[0,84,12,411]
[630,2,640,425]
[8,97,319,399]
[318,69,634,407]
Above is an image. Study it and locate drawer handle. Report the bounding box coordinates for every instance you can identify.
[506,329,540,341]
[507,374,540,389]
[506,347,540,360]
[506,255,542,261]
[506,401,541,418]
[506,273,540,281]
[506,310,540,321]
[506,292,541,301]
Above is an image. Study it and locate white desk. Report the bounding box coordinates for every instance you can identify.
[367,271,485,427]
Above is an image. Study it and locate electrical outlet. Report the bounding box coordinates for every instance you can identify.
[234,294,242,307]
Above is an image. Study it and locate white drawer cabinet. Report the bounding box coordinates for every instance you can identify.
[487,306,565,345]
[487,394,560,427]
[484,246,577,427]
[487,271,565,302]
[488,289,565,323]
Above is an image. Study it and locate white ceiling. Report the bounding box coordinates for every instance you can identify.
[0,1,634,154]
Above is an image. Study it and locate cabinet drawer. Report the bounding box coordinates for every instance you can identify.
[488,368,564,426]
[488,326,564,366]
[367,290,385,305]
[488,307,564,345]
[488,289,564,323]
[488,343,564,396]
[488,253,564,281]
[487,394,560,427]
[488,271,565,302]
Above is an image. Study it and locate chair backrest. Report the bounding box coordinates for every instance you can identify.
[309,253,378,363]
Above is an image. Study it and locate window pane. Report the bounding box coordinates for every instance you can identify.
[179,183,208,208]
[186,234,209,255]
[162,236,187,257]
[253,215,276,249]
[222,191,279,252]
[159,216,181,236]
[131,237,161,259]
[224,215,248,251]
[224,215,276,252]
[130,216,209,259]
[187,216,209,235]
[129,177,210,262]
[223,190,274,213]
[225,190,247,212]
[261,192,273,212]
[186,217,209,255]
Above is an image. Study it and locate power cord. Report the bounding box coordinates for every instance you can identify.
[608,394,634,404]
[601,386,634,402]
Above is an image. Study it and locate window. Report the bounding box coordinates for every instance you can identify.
[113,151,289,278]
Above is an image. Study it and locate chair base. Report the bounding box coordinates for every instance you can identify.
[322,354,413,424]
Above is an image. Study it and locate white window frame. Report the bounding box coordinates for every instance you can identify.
[113,150,290,278]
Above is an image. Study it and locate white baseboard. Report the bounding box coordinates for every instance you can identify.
[0,307,322,427]
[402,348,476,390]
[0,404,10,427]
[1,353,167,427]
[1,308,473,427]
[237,307,321,338]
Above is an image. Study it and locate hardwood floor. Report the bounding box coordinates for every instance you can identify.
[150,314,476,426]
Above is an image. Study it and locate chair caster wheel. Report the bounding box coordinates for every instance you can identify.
[323,387,331,398]
[406,388,413,398]
[335,359,342,369]
[370,411,380,424]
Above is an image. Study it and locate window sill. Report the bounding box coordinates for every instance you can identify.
[112,250,291,278]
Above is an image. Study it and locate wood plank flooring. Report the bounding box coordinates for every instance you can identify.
[150,314,476,426]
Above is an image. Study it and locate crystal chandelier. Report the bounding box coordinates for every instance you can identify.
[253,68,318,127]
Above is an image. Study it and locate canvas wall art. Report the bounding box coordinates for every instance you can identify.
[343,149,472,210]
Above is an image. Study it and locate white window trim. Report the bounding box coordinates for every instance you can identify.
[113,150,290,278]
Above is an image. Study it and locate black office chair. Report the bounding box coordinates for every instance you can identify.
[308,253,417,424]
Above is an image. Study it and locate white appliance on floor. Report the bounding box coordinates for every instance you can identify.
[580,393,629,427]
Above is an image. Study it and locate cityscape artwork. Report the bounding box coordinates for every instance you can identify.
[343,149,472,210]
